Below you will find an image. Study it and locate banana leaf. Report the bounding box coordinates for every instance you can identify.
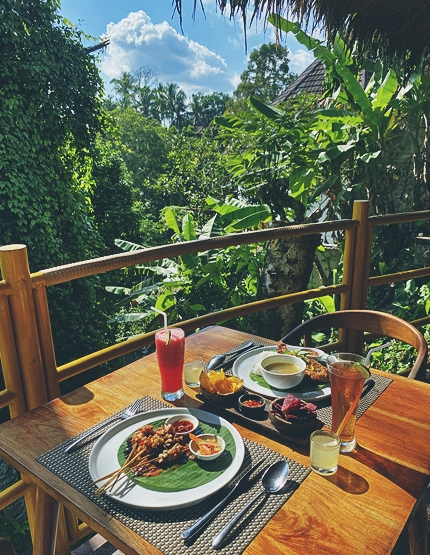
[117,419,236,492]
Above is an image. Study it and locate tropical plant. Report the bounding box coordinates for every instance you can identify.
[106,198,271,339]
[231,42,296,107]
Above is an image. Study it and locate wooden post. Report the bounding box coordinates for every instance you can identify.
[0,295,26,417]
[0,245,48,409]
[339,201,371,351]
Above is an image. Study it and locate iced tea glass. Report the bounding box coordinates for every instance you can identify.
[327,353,370,453]
[155,328,185,401]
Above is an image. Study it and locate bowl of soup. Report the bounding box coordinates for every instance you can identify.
[259,353,306,389]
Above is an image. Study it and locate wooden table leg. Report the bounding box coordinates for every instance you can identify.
[408,495,428,555]
[32,488,60,555]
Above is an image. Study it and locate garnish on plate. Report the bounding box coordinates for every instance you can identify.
[277,342,329,384]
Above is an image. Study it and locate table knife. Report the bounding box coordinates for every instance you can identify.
[181,460,265,540]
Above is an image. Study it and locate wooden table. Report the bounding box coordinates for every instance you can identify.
[0,327,429,555]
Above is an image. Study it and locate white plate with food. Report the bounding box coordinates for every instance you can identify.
[232,346,331,401]
[88,407,244,510]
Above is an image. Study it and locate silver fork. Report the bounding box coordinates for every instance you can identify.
[64,398,143,453]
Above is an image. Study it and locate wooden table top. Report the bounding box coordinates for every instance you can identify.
[0,326,429,555]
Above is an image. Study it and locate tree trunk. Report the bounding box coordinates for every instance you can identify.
[257,222,321,340]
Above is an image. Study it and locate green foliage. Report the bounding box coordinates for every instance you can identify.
[90,133,141,254]
[106,198,269,338]
[148,132,236,225]
[189,92,230,127]
[111,108,172,185]
[0,508,31,555]
[229,43,296,110]
[107,69,230,131]
[0,0,117,365]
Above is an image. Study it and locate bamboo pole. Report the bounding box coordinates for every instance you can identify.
[40,219,357,286]
[346,201,371,352]
[0,294,27,417]
[32,282,60,400]
[57,284,347,381]
[0,480,31,511]
[0,245,48,409]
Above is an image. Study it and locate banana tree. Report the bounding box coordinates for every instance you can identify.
[106,198,271,337]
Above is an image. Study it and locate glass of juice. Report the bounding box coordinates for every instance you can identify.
[310,430,341,475]
[184,357,205,387]
[155,328,185,401]
[327,353,370,453]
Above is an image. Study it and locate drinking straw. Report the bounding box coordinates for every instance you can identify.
[151,306,168,333]
[335,397,361,436]
[364,340,393,367]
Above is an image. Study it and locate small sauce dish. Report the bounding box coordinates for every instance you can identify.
[189,433,225,460]
[259,353,306,389]
[238,394,267,419]
[165,414,199,435]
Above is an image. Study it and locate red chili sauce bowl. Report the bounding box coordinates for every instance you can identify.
[238,394,267,419]
[164,414,199,435]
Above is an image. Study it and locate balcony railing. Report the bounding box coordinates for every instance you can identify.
[1,199,430,553]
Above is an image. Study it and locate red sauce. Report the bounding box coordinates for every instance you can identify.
[172,420,194,434]
[243,399,262,408]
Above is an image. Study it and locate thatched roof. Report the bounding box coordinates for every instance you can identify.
[172,0,430,70]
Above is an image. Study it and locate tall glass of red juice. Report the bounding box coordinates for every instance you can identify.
[155,328,185,401]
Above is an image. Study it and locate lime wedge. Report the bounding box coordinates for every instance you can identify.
[165,329,171,345]
[353,362,371,378]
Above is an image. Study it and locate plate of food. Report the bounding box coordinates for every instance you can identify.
[232,345,331,401]
[88,407,244,510]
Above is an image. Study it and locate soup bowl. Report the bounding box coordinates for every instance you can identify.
[259,353,306,389]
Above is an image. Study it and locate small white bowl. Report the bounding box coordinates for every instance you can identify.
[189,433,225,461]
[259,353,306,389]
[164,414,199,435]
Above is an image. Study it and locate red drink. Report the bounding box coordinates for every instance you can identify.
[155,328,185,401]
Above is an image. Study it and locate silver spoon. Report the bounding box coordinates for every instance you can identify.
[212,460,289,549]
[206,340,255,370]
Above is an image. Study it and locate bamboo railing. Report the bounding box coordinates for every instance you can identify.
[1,199,430,553]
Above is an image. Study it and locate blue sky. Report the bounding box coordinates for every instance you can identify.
[59,0,314,98]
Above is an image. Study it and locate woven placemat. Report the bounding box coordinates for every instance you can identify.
[217,338,393,436]
[37,396,310,555]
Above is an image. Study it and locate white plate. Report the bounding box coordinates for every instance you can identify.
[88,407,244,510]
[232,346,331,401]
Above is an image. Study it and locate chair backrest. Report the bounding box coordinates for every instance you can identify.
[0,538,18,555]
[281,310,428,381]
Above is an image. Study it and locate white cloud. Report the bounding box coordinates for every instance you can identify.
[288,49,315,75]
[101,11,235,97]
[229,72,241,89]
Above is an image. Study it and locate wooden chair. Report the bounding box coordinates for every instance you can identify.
[0,538,18,555]
[281,310,428,382]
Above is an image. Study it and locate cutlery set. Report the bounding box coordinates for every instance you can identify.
[182,459,289,549]
[206,340,258,371]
